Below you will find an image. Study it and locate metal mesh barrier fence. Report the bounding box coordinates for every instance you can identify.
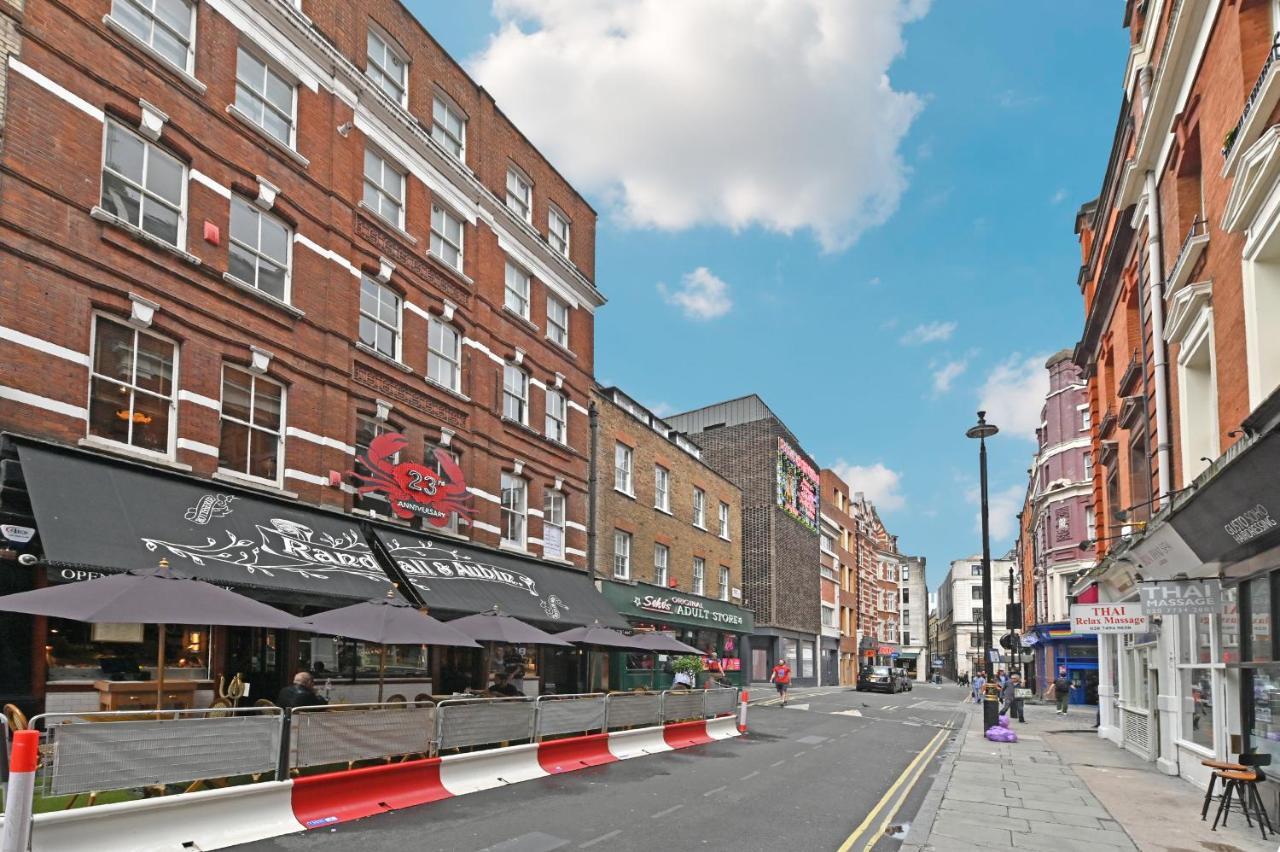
[603,692,662,728]
[661,690,704,722]
[40,711,281,796]
[437,699,534,750]
[535,696,606,739]
[703,688,739,717]
[291,704,435,768]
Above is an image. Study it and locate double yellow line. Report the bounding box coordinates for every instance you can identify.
[835,726,950,851]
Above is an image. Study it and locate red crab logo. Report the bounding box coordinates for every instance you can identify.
[351,433,475,525]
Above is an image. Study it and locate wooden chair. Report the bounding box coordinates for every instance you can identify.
[1212,753,1274,839]
[385,694,407,705]
[253,698,275,708]
[413,693,432,707]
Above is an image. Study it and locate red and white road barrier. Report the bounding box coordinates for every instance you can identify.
[1,730,38,852]
[738,690,749,732]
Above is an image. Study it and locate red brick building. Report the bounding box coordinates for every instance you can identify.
[0,0,613,711]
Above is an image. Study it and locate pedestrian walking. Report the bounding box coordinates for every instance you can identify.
[769,659,792,706]
[1053,668,1072,715]
[1000,672,1026,723]
[971,671,986,704]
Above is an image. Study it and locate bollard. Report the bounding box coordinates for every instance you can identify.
[1,729,39,852]
[737,690,749,733]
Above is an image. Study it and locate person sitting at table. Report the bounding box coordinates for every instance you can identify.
[487,672,521,697]
[277,671,328,711]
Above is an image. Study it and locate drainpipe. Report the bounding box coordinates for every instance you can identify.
[1139,68,1174,502]
[587,399,599,581]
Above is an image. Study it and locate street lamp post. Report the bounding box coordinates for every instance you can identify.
[1007,564,1020,680]
[966,411,999,727]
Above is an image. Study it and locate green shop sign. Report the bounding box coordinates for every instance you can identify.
[601,580,754,633]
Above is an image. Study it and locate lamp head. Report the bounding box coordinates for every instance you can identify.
[966,410,999,440]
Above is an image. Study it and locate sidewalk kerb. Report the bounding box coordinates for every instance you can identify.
[898,708,970,852]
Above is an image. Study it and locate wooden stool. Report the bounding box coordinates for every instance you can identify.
[1212,754,1274,840]
[1200,758,1245,820]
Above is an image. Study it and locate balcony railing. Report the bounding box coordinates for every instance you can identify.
[1164,216,1208,299]
[1099,405,1118,438]
[1223,32,1280,160]
[1118,350,1142,396]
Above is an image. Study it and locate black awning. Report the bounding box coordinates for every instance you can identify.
[1169,430,1280,568]
[373,529,626,629]
[18,443,396,604]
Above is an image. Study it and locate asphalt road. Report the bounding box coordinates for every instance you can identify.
[233,683,970,852]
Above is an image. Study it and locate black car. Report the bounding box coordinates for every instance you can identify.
[856,665,899,693]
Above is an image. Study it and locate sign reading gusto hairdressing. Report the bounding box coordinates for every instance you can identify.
[351,432,474,524]
[1070,603,1149,634]
[1138,579,1223,615]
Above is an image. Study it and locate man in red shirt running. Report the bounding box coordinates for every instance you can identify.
[769,659,792,706]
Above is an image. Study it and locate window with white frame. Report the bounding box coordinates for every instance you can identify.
[693,487,706,528]
[545,388,567,443]
[353,414,401,512]
[546,294,570,348]
[504,261,531,318]
[502,363,528,424]
[111,0,196,72]
[1084,451,1093,480]
[654,543,669,585]
[654,465,669,511]
[228,196,290,301]
[218,365,283,483]
[614,443,633,494]
[234,47,295,146]
[821,606,835,628]
[359,276,401,359]
[693,557,705,595]
[100,121,185,247]
[430,205,464,271]
[500,473,527,547]
[1177,612,1222,751]
[613,530,631,579]
[363,148,404,227]
[426,316,461,392]
[548,207,570,256]
[543,489,565,559]
[366,25,407,105]
[431,94,466,160]
[1086,506,1096,541]
[425,443,460,533]
[1081,407,1092,432]
[820,532,835,555]
[506,168,532,222]
[718,502,730,539]
[719,566,730,601]
[88,315,175,454]
[1176,306,1220,479]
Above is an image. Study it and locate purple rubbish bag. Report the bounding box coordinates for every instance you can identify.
[998,714,1010,728]
[986,725,1018,743]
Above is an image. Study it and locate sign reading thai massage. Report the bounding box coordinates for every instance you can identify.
[776,437,819,533]
[351,432,474,524]
[1138,579,1223,616]
[1070,603,1149,634]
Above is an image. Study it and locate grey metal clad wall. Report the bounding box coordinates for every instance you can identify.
[665,396,773,434]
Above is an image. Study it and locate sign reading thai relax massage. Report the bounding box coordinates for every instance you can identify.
[1138,579,1223,615]
[351,432,474,524]
[776,437,819,533]
[1071,603,1149,634]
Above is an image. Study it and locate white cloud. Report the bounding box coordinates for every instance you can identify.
[868,276,883,287]
[1050,188,1068,205]
[648,400,674,417]
[470,0,929,251]
[657,267,733,320]
[900,321,957,345]
[977,353,1052,442]
[996,90,1042,110]
[931,359,968,394]
[966,483,1026,541]
[831,461,905,512]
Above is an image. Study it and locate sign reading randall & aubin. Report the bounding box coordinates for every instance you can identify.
[1070,603,1149,634]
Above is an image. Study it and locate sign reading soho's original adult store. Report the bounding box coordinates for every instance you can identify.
[601,580,754,632]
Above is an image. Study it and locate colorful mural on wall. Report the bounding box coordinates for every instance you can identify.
[776,437,819,533]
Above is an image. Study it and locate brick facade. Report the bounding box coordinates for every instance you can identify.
[590,387,741,602]
[0,0,603,570]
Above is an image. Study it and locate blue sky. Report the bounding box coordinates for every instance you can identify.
[405,1,1129,593]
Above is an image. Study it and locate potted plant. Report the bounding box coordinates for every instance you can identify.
[671,654,703,688]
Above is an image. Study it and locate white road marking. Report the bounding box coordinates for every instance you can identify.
[769,760,785,768]
[651,804,684,819]
[579,830,621,849]
[882,705,895,710]
[832,709,863,717]
[786,703,810,711]
[740,770,760,781]
[703,785,727,797]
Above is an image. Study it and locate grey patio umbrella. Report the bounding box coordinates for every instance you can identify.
[448,608,573,646]
[305,595,479,700]
[630,632,704,656]
[0,560,308,710]
[552,622,644,650]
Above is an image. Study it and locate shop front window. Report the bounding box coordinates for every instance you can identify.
[46,619,209,682]
[1180,667,1215,752]
[1221,586,1241,664]
[1244,576,1274,663]
[298,635,429,680]
[1248,668,1280,767]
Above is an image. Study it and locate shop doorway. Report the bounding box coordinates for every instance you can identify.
[225,627,289,704]
[752,648,769,681]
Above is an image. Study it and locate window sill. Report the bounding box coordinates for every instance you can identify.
[226,104,310,168]
[222,272,304,318]
[500,415,541,438]
[502,305,540,333]
[614,487,636,501]
[92,206,201,266]
[424,375,470,402]
[545,335,576,359]
[654,506,673,516]
[543,434,572,452]
[102,15,207,95]
[719,535,732,543]
[355,341,414,374]
[357,201,417,245]
[424,250,474,287]
[499,541,530,556]
[79,436,192,472]
[693,523,708,532]
[212,469,298,499]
